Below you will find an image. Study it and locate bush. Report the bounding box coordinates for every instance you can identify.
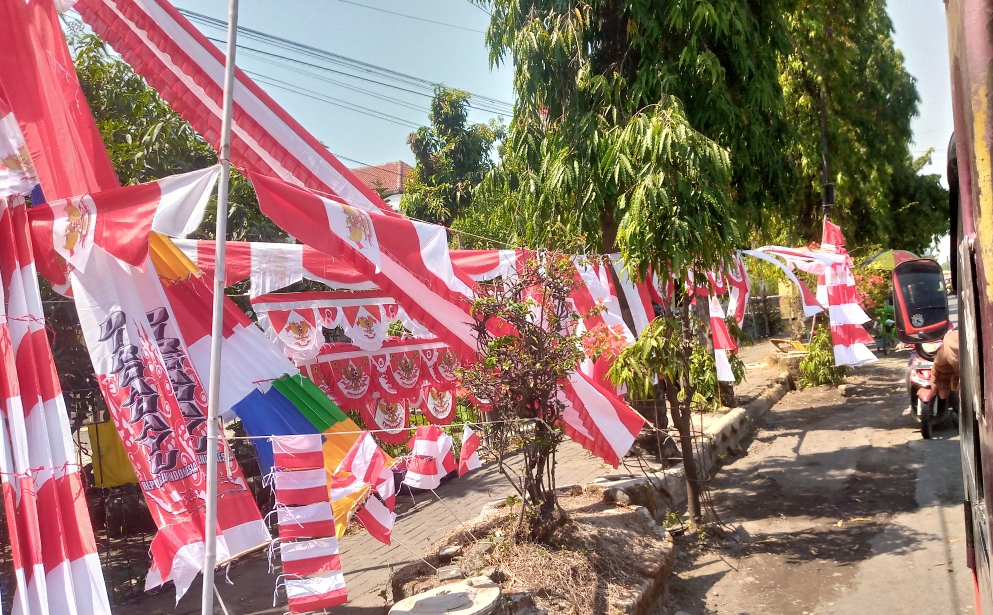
[798,326,848,387]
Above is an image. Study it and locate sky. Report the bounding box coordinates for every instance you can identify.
[887,0,955,262]
[165,0,513,170]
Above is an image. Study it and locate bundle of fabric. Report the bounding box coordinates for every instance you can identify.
[402,425,457,491]
[271,435,348,612]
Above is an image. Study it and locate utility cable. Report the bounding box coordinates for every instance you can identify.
[330,0,487,34]
[179,8,513,112]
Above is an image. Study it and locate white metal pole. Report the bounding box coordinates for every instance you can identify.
[202,1,238,614]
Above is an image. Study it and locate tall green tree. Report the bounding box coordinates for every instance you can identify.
[779,0,947,248]
[401,86,505,228]
[480,0,783,525]
[480,0,797,254]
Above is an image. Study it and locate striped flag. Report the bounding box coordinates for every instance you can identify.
[270,435,348,612]
[0,194,111,615]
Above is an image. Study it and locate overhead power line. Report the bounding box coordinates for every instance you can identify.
[178,8,513,114]
[331,0,487,34]
[213,39,510,116]
[246,72,422,128]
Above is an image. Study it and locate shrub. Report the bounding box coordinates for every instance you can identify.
[798,325,848,387]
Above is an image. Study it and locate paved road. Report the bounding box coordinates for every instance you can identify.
[667,353,974,614]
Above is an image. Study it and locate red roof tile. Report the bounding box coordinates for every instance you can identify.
[350,160,412,194]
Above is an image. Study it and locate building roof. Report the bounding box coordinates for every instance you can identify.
[349,160,412,195]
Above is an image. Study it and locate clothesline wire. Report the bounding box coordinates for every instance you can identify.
[220,417,541,440]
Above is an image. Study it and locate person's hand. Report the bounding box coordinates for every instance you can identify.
[932,329,960,399]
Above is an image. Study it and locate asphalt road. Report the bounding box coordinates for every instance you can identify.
[666,352,973,615]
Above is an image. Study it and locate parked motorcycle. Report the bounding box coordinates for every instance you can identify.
[907,339,958,439]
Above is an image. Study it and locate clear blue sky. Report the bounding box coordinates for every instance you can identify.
[167,0,512,169]
[167,0,954,190]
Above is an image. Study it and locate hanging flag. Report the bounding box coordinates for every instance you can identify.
[272,434,326,472]
[709,295,737,383]
[354,495,395,545]
[402,426,456,490]
[724,253,751,326]
[458,424,483,476]
[0,195,112,615]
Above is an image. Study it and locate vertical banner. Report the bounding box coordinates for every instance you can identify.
[71,247,268,600]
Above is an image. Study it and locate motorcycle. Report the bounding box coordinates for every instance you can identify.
[907,339,958,439]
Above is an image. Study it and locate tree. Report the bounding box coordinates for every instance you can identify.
[479,0,795,253]
[460,253,586,540]
[479,0,753,525]
[401,86,504,228]
[779,0,947,249]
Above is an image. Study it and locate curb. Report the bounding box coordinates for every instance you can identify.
[694,371,792,476]
[590,371,793,511]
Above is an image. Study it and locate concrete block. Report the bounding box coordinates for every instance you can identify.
[437,566,464,582]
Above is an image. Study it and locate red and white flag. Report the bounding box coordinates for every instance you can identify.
[402,425,456,490]
[0,195,112,615]
[277,503,338,541]
[709,295,737,383]
[724,253,751,326]
[458,424,483,476]
[285,571,349,613]
[355,494,396,545]
[279,537,341,577]
[272,434,326,471]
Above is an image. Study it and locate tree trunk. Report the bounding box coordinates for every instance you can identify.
[673,300,704,524]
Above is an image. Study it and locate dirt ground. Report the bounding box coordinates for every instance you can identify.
[665,352,974,615]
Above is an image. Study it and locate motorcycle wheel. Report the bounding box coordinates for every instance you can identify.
[919,398,933,439]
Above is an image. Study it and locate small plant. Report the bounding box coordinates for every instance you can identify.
[798,325,848,387]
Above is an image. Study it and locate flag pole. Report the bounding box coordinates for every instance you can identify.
[202,1,239,614]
